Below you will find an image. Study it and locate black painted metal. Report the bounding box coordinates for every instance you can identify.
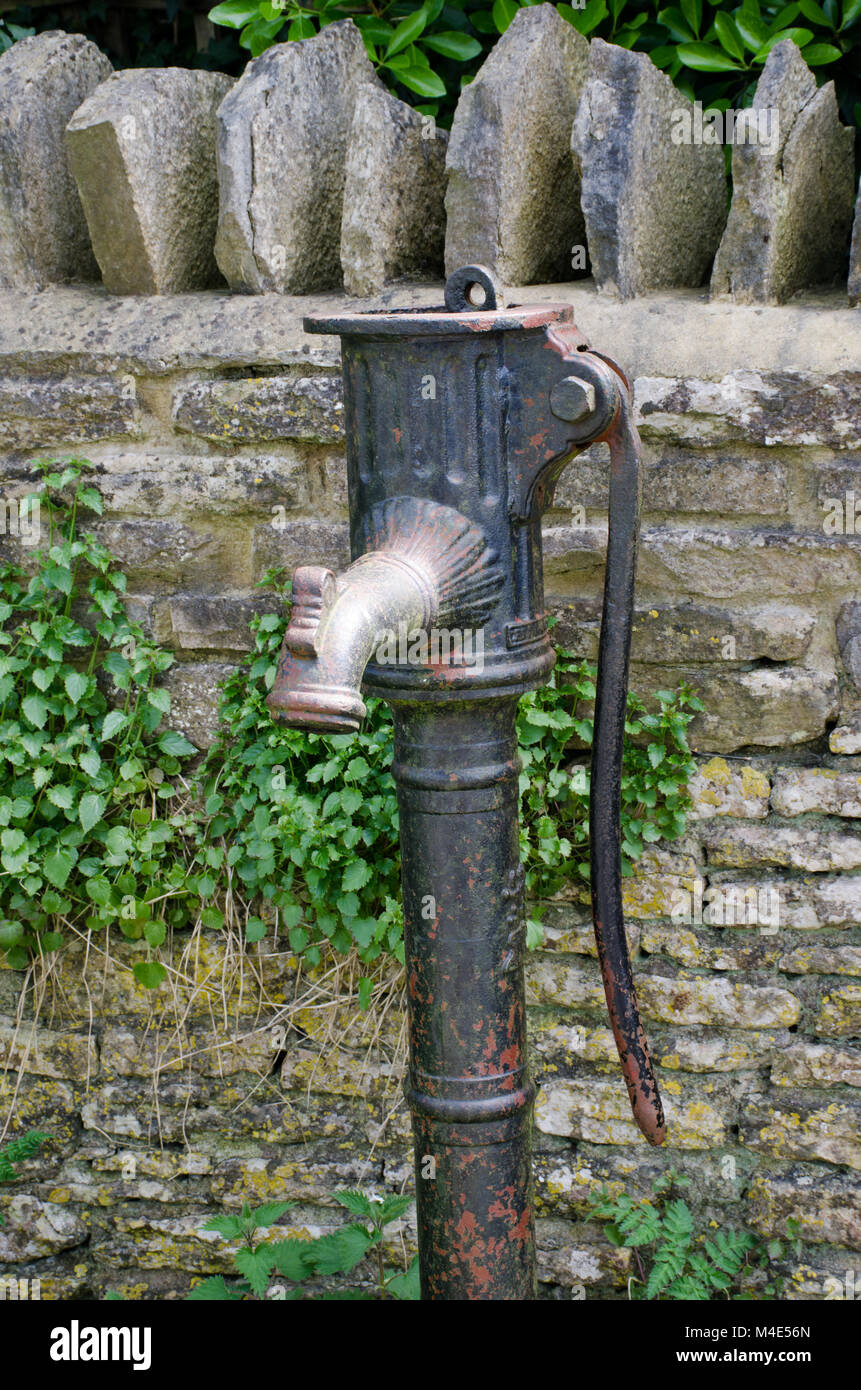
[266,268,665,1301]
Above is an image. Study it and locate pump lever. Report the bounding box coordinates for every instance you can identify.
[589,370,666,1146]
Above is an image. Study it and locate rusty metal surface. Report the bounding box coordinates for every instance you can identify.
[269,265,665,1299]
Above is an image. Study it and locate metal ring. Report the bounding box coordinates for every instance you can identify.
[444,264,501,312]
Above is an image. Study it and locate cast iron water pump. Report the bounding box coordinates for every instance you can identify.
[267,266,666,1301]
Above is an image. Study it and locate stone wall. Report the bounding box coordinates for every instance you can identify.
[0,283,859,1300]
[1,22,859,305]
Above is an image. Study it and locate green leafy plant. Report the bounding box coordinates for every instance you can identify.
[191,584,404,974]
[0,461,702,997]
[517,647,701,941]
[187,1191,420,1299]
[0,18,33,53]
[588,1170,801,1299]
[0,460,199,988]
[491,0,860,127]
[196,582,700,971]
[208,1,860,130]
[0,1129,46,1223]
[208,0,485,117]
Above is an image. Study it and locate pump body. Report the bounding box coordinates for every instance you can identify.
[267,268,664,1301]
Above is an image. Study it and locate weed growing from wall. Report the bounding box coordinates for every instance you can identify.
[0,463,700,995]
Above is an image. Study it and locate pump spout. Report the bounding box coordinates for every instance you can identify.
[265,553,432,734]
[266,496,505,734]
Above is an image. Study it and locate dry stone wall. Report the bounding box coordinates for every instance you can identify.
[0,19,858,303]
[0,283,858,1299]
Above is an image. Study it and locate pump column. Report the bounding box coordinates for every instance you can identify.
[389,695,536,1301]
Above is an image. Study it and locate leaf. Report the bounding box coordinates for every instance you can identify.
[801,39,842,57]
[735,8,770,49]
[525,917,544,949]
[43,565,72,595]
[714,11,746,60]
[250,1200,293,1229]
[421,31,483,58]
[676,41,744,69]
[31,666,56,692]
[158,730,197,757]
[341,859,372,892]
[385,63,447,97]
[246,918,267,943]
[269,1238,314,1282]
[101,709,128,741]
[144,921,166,948]
[105,826,133,856]
[79,749,102,779]
[146,687,171,715]
[796,0,831,20]
[306,1224,373,1276]
[232,1246,272,1297]
[288,15,316,39]
[0,921,24,947]
[85,877,112,905]
[78,486,103,514]
[186,1275,241,1301]
[842,0,861,28]
[357,976,373,1011]
[386,6,430,56]
[334,1189,376,1219]
[46,785,74,810]
[44,848,75,889]
[208,0,260,28]
[492,0,519,32]
[132,961,166,989]
[647,743,665,769]
[680,0,702,36]
[571,0,609,35]
[387,1255,421,1300]
[21,694,48,729]
[64,671,89,704]
[754,27,814,58]
[203,1213,244,1239]
[377,1193,412,1225]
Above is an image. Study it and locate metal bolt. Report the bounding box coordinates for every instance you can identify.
[549,376,596,423]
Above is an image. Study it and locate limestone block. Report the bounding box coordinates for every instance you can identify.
[341,83,447,296]
[572,39,727,298]
[66,68,233,294]
[712,41,855,303]
[215,21,380,292]
[445,4,589,284]
[0,32,112,288]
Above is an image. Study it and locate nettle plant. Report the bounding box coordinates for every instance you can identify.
[0,459,701,994]
[187,1191,419,1300]
[205,587,699,962]
[208,0,861,129]
[0,460,198,988]
[192,589,404,997]
[588,1171,802,1300]
[518,645,700,941]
